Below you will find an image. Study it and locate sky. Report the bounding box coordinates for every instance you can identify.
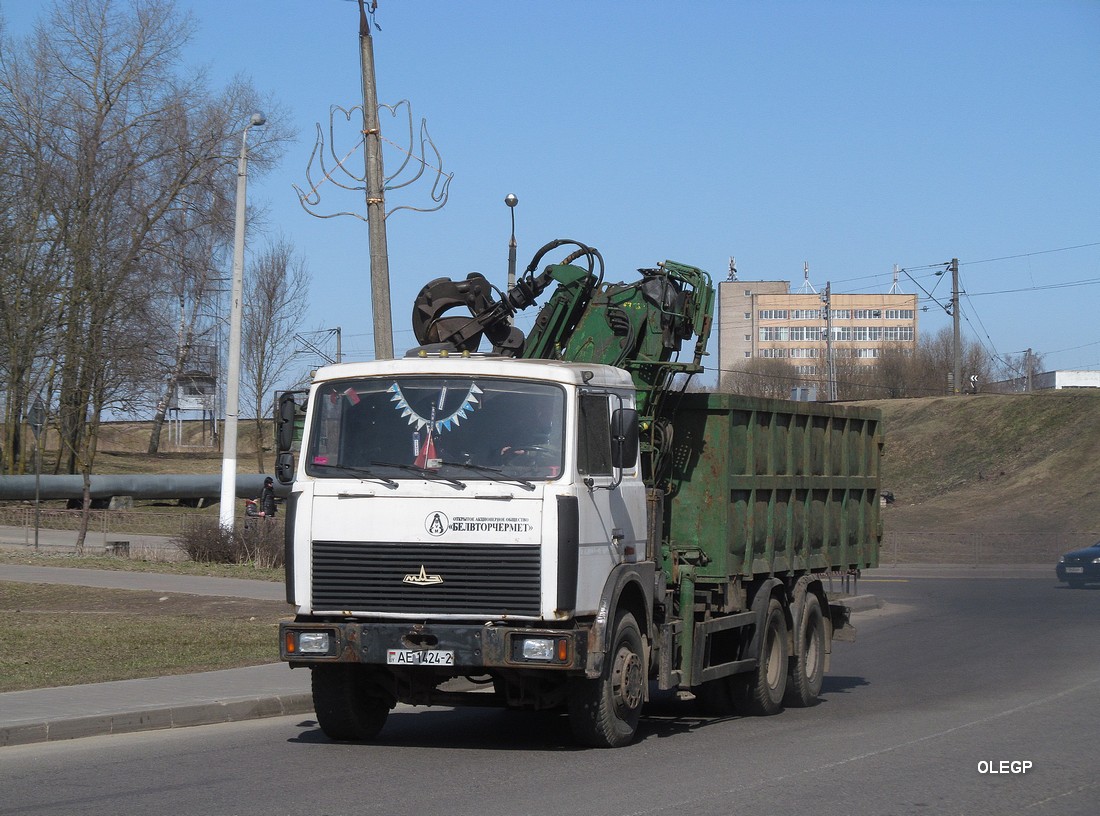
[3,0,1099,385]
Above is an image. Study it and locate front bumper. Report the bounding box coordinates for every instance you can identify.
[281,619,588,672]
[1056,563,1100,583]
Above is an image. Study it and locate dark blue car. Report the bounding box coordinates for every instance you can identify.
[1056,541,1100,588]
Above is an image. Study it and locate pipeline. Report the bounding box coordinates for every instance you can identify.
[0,474,286,503]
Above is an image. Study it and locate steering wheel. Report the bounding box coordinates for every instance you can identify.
[502,444,551,459]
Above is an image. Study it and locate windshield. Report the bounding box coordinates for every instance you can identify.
[306,376,565,481]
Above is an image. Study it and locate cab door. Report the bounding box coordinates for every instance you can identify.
[572,391,647,614]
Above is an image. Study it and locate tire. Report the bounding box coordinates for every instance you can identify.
[568,611,645,748]
[311,664,391,741]
[784,593,825,707]
[733,597,789,716]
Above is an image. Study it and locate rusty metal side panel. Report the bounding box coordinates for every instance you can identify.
[664,393,882,580]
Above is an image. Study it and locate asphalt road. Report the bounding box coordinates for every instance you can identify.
[2,572,1097,816]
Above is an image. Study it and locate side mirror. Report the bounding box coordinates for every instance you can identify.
[610,408,639,469]
[275,451,295,485]
[276,392,299,453]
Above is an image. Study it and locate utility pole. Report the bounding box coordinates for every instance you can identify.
[219,112,265,533]
[822,282,837,401]
[951,258,961,395]
[359,0,393,360]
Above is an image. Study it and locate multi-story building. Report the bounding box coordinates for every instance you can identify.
[716,275,919,394]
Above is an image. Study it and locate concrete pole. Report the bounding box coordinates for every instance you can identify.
[359,0,394,360]
[219,113,265,531]
[951,258,961,395]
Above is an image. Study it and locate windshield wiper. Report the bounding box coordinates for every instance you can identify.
[438,460,536,491]
[368,461,466,490]
[310,463,398,489]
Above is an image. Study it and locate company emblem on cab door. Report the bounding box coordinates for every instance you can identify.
[425,511,449,536]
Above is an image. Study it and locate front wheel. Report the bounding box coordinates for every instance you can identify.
[568,611,645,748]
[311,664,392,742]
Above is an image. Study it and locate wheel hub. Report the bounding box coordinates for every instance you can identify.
[612,648,644,710]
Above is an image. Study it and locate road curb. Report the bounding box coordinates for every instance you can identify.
[0,693,314,748]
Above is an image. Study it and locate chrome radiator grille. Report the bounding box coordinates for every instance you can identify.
[311,540,542,616]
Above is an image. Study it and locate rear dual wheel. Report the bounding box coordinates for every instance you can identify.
[733,597,789,716]
[784,593,825,707]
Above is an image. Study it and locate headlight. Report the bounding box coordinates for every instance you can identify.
[296,631,332,654]
[1091,557,1100,565]
[511,635,570,664]
[521,638,555,661]
[1058,556,1065,563]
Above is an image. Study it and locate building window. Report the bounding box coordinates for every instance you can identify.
[758,309,789,320]
[760,327,790,341]
[744,290,752,297]
[744,312,751,319]
[795,365,818,375]
[761,348,788,358]
[883,326,914,341]
[744,334,751,341]
[831,309,851,320]
[744,351,752,358]
[790,348,819,358]
[854,348,880,359]
[854,309,883,320]
[791,309,822,320]
[885,309,915,320]
[789,326,824,341]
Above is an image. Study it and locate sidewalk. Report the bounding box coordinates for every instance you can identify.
[0,562,1051,748]
[0,663,312,747]
[0,564,312,748]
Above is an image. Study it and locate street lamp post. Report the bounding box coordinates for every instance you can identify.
[505,193,518,291]
[219,112,265,532]
[29,396,45,551]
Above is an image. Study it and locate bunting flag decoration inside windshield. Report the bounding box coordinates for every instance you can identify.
[388,382,482,432]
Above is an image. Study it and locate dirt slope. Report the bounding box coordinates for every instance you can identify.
[867,391,1100,535]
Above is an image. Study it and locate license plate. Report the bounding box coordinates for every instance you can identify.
[387,649,455,666]
[1065,566,1084,574]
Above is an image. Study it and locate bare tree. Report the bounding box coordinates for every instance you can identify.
[0,124,66,474]
[722,358,805,399]
[0,0,290,549]
[241,237,311,472]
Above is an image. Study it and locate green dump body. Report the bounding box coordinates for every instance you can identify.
[663,392,882,582]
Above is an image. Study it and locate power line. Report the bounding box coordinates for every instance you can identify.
[961,278,1100,298]
[962,241,1100,266]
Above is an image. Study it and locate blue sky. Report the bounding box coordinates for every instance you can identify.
[4,0,1099,382]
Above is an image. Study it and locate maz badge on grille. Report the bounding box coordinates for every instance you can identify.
[403,565,443,586]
